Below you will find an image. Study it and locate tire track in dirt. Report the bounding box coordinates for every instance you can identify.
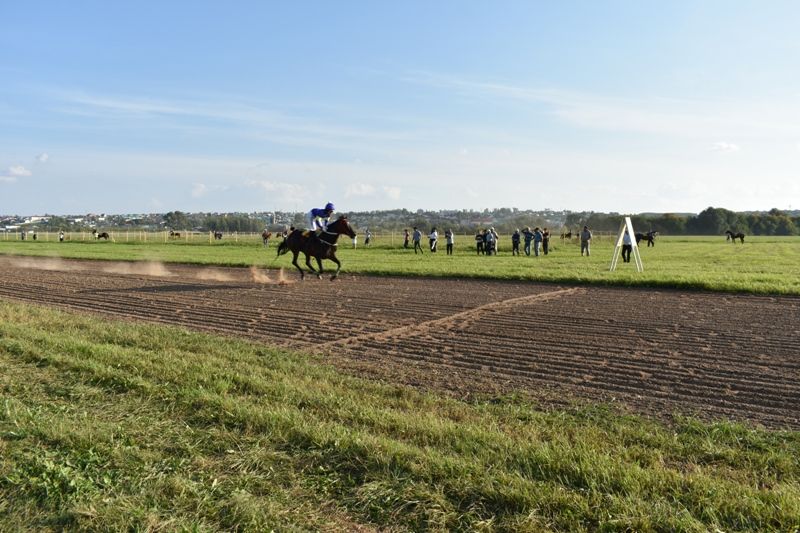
[316,287,583,350]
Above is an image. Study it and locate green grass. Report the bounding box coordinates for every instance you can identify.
[2,235,800,294]
[1,299,799,531]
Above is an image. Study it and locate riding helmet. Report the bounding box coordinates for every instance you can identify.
[325,202,335,211]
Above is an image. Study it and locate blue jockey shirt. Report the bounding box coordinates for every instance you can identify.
[311,208,330,218]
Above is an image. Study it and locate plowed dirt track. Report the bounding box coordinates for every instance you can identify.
[2,256,798,428]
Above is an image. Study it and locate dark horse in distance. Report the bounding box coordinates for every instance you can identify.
[635,230,658,247]
[726,230,745,244]
[276,215,357,280]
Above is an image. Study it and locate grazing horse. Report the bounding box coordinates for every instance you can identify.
[261,230,272,247]
[561,231,572,241]
[213,231,223,240]
[725,230,745,244]
[276,216,356,280]
[169,230,181,239]
[96,231,110,240]
[635,230,658,247]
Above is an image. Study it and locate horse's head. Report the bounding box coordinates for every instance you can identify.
[328,215,357,238]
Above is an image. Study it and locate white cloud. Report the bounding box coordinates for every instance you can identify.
[711,142,741,152]
[36,153,49,163]
[345,183,376,198]
[245,180,310,203]
[191,183,208,198]
[8,165,32,177]
[383,186,401,200]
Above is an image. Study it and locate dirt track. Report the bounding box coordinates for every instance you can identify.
[1,256,798,428]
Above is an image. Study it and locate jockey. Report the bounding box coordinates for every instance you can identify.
[306,202,335,235]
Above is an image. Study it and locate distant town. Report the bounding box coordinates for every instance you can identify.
[2,207,799,236]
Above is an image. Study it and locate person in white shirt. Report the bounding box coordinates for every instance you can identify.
[445,229,454,255]
[621,229,633,263]
[428,227,438,252]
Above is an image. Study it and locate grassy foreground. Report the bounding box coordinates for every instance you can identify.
[1,300,799,531]
[2,235,800,294]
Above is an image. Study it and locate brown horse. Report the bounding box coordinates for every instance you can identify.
[261,230,272,246]
[276,216,356,280]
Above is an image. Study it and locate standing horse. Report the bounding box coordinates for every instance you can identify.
[276,216,356,280]
[725,230,745,244]
[213,231,223,240]
[169,230,181,239]
[635,230,658,247]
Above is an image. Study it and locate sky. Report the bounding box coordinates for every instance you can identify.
[2,1,800,215]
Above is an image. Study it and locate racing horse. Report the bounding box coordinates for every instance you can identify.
[635,230,658,247]
[276,215,356,280]
[92,229,110,240]
[725,230,745,244]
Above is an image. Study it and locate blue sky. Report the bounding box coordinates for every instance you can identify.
[2,1,799,215]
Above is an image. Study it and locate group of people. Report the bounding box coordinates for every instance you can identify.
[305,201,597,259]
[474,227,500,255]
[509,227,551,257]
[404,227,455,255]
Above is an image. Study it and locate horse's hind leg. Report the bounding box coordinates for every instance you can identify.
[305,254,321,279]
[291,252,305,280]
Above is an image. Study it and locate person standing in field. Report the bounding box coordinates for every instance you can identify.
[475,230,485,255]
[445,229,454,255]
[59,231,65,242]
[490,227,499,253]
[412,226,423,254]
[511,229,521,256]
[542,228,550,255]
[403,228,410,249]
[364,228,372,247]
[581,225,592,256]
[429,227,438,252]
[352,233,357,249]
[484,229,495,255]
[533,227,543,256]
[522,227,533,256]
[621,228,633,263]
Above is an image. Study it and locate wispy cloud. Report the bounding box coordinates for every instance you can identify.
[345,183,376,198]
[383,186,401,200]
[245,179,310,203]
[401,71,800,140]
[191,183,208,198]
[711,142,741,153]
[8,165,32,177]
[1,164,31,183]
[36,153,50,163]
[51,89,426,153]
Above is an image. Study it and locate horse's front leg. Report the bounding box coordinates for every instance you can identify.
[291,251,305,280]
[329,253,342,280]
[316,257,324,278]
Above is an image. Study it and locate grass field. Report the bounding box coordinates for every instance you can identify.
[2,299,799,532]
[2,235,800,294]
